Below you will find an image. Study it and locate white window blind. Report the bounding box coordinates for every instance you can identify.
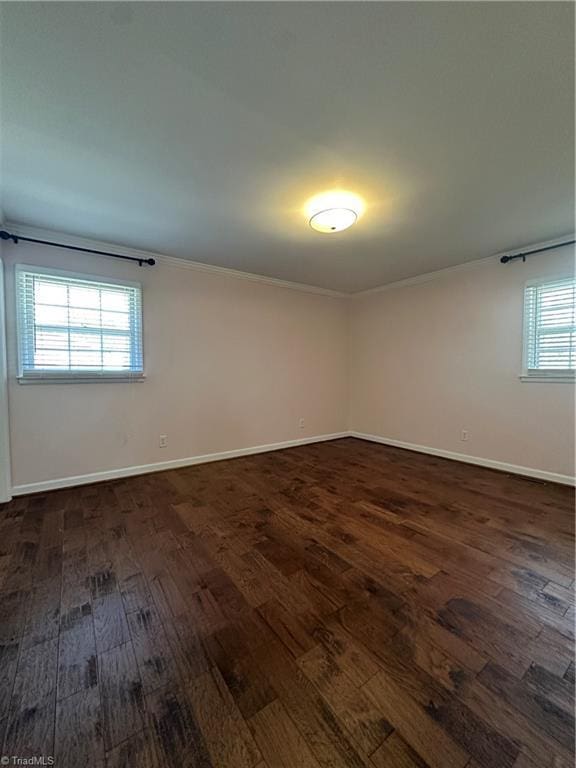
[523,276,576,379]
[16,266,143,381]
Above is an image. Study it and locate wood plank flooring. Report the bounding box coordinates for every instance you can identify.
[0,437,574,767]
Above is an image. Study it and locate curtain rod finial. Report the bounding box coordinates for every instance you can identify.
[0,230,18,243]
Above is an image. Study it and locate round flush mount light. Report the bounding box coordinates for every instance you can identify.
[305,190,364,234]
[310,207,357,233]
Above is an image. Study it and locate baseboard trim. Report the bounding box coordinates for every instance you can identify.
[349,431,576,486]
[11,432,349,496]
[10,429,574,496]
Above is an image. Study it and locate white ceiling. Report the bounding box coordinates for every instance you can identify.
[1,2,574,292]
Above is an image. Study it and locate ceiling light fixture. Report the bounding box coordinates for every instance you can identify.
[310,207,357,233]
[306,190,364,234]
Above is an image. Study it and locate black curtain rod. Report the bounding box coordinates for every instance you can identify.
[1,228,572,269]
[500,239,575,264]
[0,229,156,267]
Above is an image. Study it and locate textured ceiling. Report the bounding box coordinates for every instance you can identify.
[1,2,574,292]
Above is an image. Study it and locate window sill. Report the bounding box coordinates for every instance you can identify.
[519,374,575,383]
[18,374,146,385]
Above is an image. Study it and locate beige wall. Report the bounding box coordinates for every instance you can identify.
[0,240,11,501]
[3,237,574,491]
[3,242,348,488]
[349,244,575,478]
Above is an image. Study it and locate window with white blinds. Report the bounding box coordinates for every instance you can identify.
[16,266,144,381]
[523,276,576,379]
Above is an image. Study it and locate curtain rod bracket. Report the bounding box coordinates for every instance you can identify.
[0,230,19,244]
[0,229,156,267]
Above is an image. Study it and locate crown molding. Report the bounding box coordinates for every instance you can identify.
[5,222,573,299]
[4,222,347,299]
[353,255,496,297]
[352,233,576,298]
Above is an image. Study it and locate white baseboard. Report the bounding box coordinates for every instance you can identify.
[9,429,574,497]
[349,431,575,486]
[10,432,348,497]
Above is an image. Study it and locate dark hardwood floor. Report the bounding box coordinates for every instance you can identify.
[0,437,574,768]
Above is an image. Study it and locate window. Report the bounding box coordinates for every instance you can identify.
[522,276,575,381]
[16,266,143,381]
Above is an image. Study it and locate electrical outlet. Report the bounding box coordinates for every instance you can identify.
[298,418,305,430]
[159,434,168,448]
[460,429,469,442]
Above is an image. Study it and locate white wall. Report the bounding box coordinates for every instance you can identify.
[3,241,348,490]
[0,242,11,502]
[349,244,575,479]
[3,235,575,494]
